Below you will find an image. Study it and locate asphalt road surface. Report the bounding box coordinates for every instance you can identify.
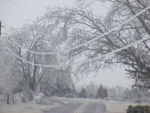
[82,103,106,113]
[45,103,107,113]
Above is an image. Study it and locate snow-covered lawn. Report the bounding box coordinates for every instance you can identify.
[104,101,130,113]
[0,95,61,113]
[0,102,61,113]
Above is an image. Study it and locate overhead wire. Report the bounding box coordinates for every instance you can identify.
[6,5,150,55]
[1,33,150,68]
[4,0,43,14]
[2,1,150,68]
[4,0,72,14]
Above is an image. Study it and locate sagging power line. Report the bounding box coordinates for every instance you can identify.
[1,33,150,68]
[6,6,150,55]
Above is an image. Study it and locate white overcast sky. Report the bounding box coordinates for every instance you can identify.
[0,0,133,88]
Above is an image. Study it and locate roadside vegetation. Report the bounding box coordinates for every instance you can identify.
[0,0,150,113]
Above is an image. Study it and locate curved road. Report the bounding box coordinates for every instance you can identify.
[45,102,107,113]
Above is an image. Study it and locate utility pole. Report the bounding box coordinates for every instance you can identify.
[0,21,9,104]
[0,21,1,36]
[0,21,1,49]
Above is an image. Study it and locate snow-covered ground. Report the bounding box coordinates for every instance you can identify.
[0,95,61,113]
[0,95,140,113]
[0,102,61,113]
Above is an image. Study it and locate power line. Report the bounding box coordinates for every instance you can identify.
[7,6,150,55]
[4,0,43,14]
[1,34,150,68]
[4,0,73,14]
[2,1,150,68]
